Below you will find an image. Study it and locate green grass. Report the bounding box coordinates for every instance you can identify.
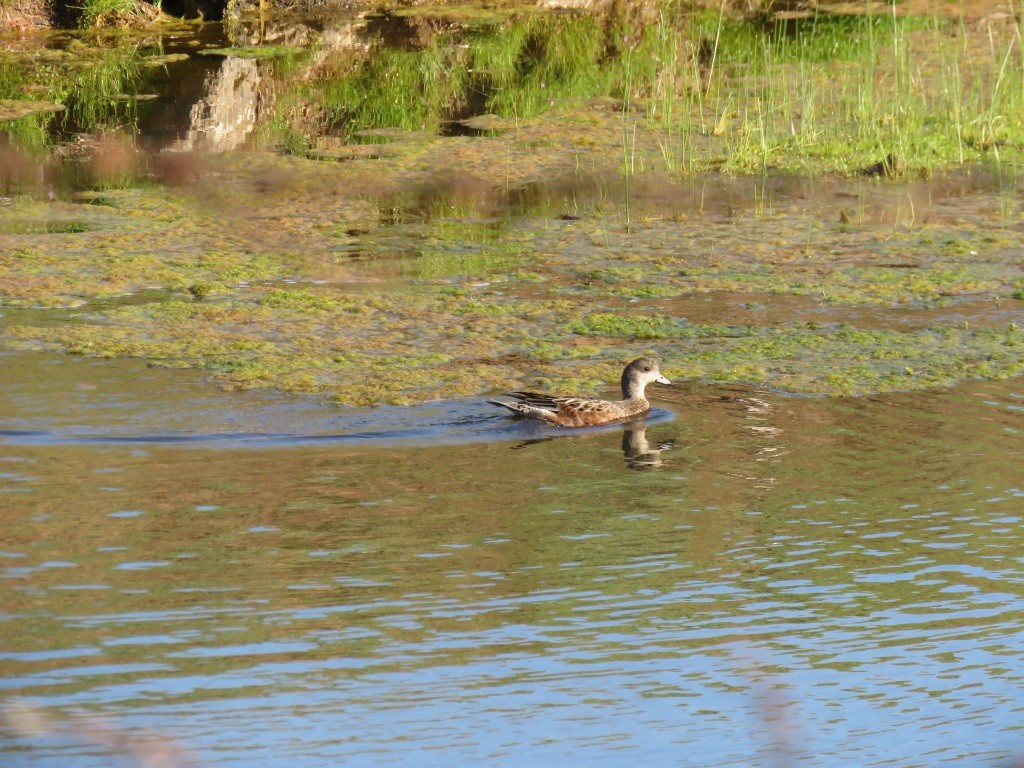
[0,44,154,141]
[5,5,1023,176]
[75,0,140,28]
[269,4,1024,174]
[676,8,1024,173]
[287,38,464,138]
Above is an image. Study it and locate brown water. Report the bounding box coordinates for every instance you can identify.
[2,347,1024,767]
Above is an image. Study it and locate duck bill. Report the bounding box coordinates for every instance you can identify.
[655,374,671,385]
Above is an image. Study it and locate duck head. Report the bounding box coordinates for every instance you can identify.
[621,357,671,399]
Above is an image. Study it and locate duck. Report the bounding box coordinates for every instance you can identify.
[488,357,671,427]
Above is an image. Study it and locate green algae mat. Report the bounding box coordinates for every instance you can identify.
[1,148,1022,405]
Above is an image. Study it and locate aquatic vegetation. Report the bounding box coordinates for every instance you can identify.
[5,266,1024,403]
[651,323,1024,396]
[0,43,161,159]
[260,288,362,314]
[199,46,305,59]
[1,141,1021,405]
[0,220,93,234]
[568,312,731,340]
[1,7,1024,405]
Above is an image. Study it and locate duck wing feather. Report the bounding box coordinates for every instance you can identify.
[504,391,563,410]
[506,392,619,415]
[495,392,648,426]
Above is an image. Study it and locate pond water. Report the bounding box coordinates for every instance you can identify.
[2,346,1024,767]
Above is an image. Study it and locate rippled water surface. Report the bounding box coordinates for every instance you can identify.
[2,350,1023,767]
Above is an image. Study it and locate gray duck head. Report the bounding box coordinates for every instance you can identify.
[621,357,671,399]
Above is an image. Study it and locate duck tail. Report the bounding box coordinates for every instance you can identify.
[487,399,559,424]
[487,398,515,411]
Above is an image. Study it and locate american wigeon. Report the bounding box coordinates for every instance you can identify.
[488,357,671,427]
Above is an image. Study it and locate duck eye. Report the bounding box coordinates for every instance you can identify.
[642,366,651,372]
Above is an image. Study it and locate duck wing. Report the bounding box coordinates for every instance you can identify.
[492,392,641,427]
[526,394,634,426]
[555,396,620,417]
[503,391,565,410]
[487,394,561,424]
[505,392,614,415]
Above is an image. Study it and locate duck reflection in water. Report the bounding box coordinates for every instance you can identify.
[621,420,676,471]
[511,419,676,471]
